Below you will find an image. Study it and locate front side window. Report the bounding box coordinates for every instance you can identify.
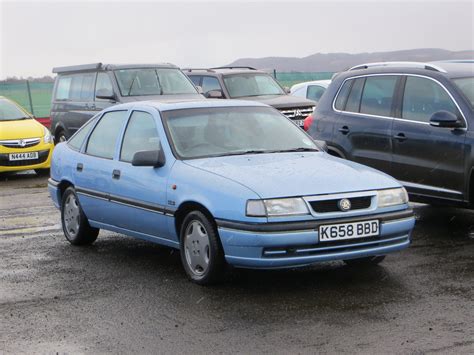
[86,111,128,159]
[164,106,318,159]
[223,74,284,98]
[201,76,222,94]
[189,76,201,86]
[0,98,31,121]
[95,72,114,98]
[359,76,398,117]
[120,111,161,162]
[306,85,326,103]
[402,76,458,123]
[114,68,198,96]
[67,117,96,151]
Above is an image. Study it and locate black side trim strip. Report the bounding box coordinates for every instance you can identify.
[216,209,414,232]
[75,186,177,215]
[48,178,60,187]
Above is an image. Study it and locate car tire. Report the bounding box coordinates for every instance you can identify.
[61,187,99,245]
[35,168,50,177]
[179,210,226,285]
[344,255,386,266]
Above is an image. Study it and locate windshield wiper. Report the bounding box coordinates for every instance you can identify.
[271,147,320,153]
[127,74,138,96]
[220,150,270,157]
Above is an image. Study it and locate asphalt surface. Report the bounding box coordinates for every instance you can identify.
[1,172,473,354]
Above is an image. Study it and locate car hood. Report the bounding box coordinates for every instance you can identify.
[235,95,315,109]
[120,93,205,102]
[0,118,44,140]
[184,153,399,199]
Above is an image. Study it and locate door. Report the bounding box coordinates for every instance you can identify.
[334,76,399,174]
[108,110,171,240]
[391,75,467,200]
[74,110,129,224]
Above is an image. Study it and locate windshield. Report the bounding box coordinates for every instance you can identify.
[453,77,474,108]
[114,68,198,97]
[163,106,318,159]
[223,74,285,98]
[0,98,31,121]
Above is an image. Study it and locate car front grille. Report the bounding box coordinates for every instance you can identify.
[0,149,50,167]
[0,138,41,149]
[262,234,409,258]
[279,106,314,119]
[310,196,372,213]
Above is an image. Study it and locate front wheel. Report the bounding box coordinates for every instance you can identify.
[61,187,99,245]
[344,255,386,266]
[179,210,226,285]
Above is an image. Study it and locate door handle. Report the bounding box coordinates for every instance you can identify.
[338,126,350,135]
[76,163,83,172]
[393,133,407,142]
[112,169,121,180]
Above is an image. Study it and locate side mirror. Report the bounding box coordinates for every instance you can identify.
[195,85,204,94]
[96,88,116,101]
[132,150,166,167]
[283,86,291,94]
[314,139,328,152]
[429,111,463,128]
[205,90,224,99]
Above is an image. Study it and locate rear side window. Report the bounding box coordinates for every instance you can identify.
[189,76,201,86]
[120,111,161,162]
[67,117,96,151]
[345,78,365,113]
[86,111,128,159]
[334,80,352,110]
[55,73,95,101]
[360,76,398,117]
[56,76,72,100]
[306,85,326,103]
[402,76,458,123]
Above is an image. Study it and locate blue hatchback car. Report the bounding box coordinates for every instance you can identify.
[48,100,415,284]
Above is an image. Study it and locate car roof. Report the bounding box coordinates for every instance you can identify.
[290,80,331,92]
[52,62,178,74]
[105,99,269,112]
[184,67,269,76]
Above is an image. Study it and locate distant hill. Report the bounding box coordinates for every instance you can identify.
[227,48,474,72]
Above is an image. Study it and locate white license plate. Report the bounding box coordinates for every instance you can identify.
[319,220,379,242]
[8,152,39,161]
[294,119,304,127]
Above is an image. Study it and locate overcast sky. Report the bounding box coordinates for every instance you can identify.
[1,0,473,78]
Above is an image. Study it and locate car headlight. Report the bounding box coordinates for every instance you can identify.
[43,127,53,144]
[246,198,309,217]
[377,188,408,208]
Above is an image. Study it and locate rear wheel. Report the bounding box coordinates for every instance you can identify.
[61,187,99,245]
[179,210,226,285]
[344,255,386,266]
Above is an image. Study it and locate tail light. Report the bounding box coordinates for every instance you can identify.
[303,114,314,131]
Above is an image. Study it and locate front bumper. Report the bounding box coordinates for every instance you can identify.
[217,209,414,268]
[0,145,53,173]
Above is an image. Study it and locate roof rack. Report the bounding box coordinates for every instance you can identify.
[182,68,216,73]
[210,66,257,70]
[53,63,102,74]
[348,61,447,73]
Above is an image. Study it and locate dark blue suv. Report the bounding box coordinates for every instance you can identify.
[308,61,474,207]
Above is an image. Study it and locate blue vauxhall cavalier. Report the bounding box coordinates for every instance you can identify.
[48,100,415,284]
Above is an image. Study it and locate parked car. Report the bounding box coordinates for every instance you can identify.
[0,96,54,175]
[307,61,474,207]
[290,79,331,104]
[50,63,203,143]
[48,100,415,284]
[184,67,315,128]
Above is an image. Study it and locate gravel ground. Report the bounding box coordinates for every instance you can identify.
[1,172,473,354]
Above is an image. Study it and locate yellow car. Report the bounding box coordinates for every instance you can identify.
[0,96,54,175]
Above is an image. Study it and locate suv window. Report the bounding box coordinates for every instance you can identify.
[95,72,114,98]
[189,76,201,86]
[334,79,352,110]
[360,76,398,117]
[68,117,96,150]
[345,78,365,113]
[57,73,95,101]
[402,76,458,123]
[201,76,222,94]
[86,111,128,159]
[120,111,161,162]
[306,85,326,103]
[56,76,72,100]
